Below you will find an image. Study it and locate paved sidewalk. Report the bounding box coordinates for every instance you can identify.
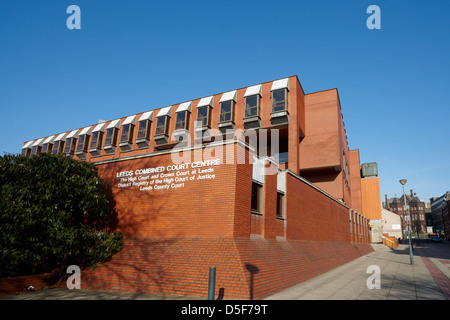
[265,243,449,300]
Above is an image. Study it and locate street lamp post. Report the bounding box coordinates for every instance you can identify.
[400,179,414,264]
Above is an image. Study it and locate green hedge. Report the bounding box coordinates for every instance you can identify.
[0,153,122,278]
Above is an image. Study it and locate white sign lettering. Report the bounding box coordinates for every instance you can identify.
[116,159,220,191]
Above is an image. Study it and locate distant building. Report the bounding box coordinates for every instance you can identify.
[430,191,450,238]
[381,209,402,240]
[383,189,426,236]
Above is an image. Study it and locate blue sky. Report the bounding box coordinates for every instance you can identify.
[1,0,449,204]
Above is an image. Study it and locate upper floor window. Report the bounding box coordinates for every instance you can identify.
[136,111,153,144]
[175,111,189,130]
[76,127,91,154]
[64,137,77,154]
[244,84,262,118]
[197,106,210,127]
[154,106,172,136]
[104,128,118,147]
[87,122,104,151]
[41,143,51,153]
[21,141,33,157]
[219,90,236,123]
[64,130,78,155]
[196,96,213,128]
[272,88,287,112]
[245,94,260,117]
[120,116,136,145]
[219,100,234,123]
[30,139,43,156]
[104,120,120,148]
[270,78,289,113]
[76,134,89,153]
[155,116,169,135]
[120,123,134,144]
[52,133,66,155]
[174,102,191,131]
[41,135,55,154]
[90,130,103,150]
[137,120,151,140]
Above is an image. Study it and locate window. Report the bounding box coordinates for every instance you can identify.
[120,123,134,144]
[251,182,263,213]
[52,140,64,155]
[21,141,33,157]
[21,148,30,157]
[274,139,289,164]
[175,111,189,130]
[272,88,287,112]
[277,192,285,219]
[76,134,90,153]
[41,136,55,154]
[197,106,210,127]
[136,120,151,140]
[42,143,53,153]
[218,90,236,123]
[155,116,169,135]
[196,96,213,128]
[64,137,77,154]
[119,116,136,146]
[31,145,41,156]
[104,127,118,147]
[245,94,259,117]
[90,131,103,150]
[219,100,234,123]
[30,139,44,156]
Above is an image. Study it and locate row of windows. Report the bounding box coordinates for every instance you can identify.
[154,87,288,134]
[401,213,426,221]
[22,82,290,157]
[391,206,424,212]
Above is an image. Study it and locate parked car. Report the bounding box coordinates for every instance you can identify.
[430,235,442,242]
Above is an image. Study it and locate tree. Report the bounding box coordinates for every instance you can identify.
[0,153,122,278]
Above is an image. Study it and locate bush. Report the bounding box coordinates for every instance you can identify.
[0,153,122,278]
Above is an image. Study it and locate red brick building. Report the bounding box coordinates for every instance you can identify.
[385,190,427,236]
[20,75,378,299]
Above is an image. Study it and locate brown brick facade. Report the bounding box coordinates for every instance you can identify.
[75,141,371,299]
[15,75,377,299]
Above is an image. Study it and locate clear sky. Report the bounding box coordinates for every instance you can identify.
[1,0,449,204]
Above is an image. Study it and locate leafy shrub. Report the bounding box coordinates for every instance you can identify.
[0,153,122,278]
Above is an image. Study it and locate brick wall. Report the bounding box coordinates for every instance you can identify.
[95,142,252,238]
[77,142,372,299]
[285,172,353,242]
[80,237,372,299]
